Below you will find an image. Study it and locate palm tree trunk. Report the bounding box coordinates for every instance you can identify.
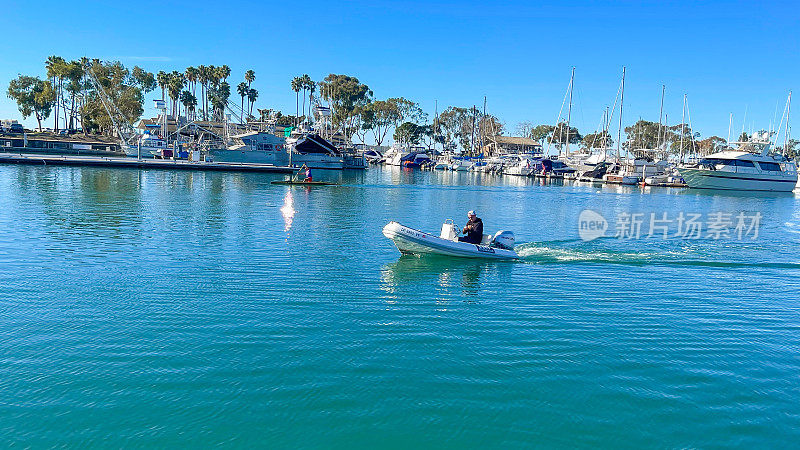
[295,92,299,127]
[53,76,59,132]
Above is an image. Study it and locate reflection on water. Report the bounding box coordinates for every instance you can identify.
[380,254,514,296]
[280,189,295,232]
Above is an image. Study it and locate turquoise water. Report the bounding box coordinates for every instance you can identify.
[1,164,799,447]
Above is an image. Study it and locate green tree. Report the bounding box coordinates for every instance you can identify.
[291,76,302,125]
[166,71,185,117]
[581,130,613,149]
[782,139,800,160]
[696,136,726,155]
[185,66,198,101]
[438,106,470,151]
[247,88,258,118]
[477,113,503,149]
[623,120,663,150]
[7,75,55,131]
[156,71,168,101]
[300,74,312,118]
[208,81,230,121]
[516,121,534,138]
[62,61,85,130]
[244,69,255,88]
[668,123,700,154]
[131,66,156,93]
[217,65,231,83]
[237,82,248,121]
[318,74,373,140]
[394,121,425,146]
[548,122,581,150]
[81,59,144,135]
[363,99,400,146]
[197,65,208,120]
[530,124,555,144]
[45,55,67,131]
[180,90,197,120]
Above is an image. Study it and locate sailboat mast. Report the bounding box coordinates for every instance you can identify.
[680,94,686,162]
[616,67,625,163]
[657,84,665,149]
[434,100,439,153]
[727,113,733,146]
[786,91,792,153]
[482,96,487,153]
[471,105,477,155]
[565,67,575,158]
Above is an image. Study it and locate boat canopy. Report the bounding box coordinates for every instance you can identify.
[295,134,340,156]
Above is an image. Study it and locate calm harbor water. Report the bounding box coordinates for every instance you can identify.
[1,164,799,447]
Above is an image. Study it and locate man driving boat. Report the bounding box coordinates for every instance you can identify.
[458,210,483,244]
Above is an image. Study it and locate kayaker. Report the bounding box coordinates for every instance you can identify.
[298,164,312,182]
[458,210,483,244]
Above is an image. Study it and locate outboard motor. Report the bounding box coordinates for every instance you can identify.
[491,230,515,250]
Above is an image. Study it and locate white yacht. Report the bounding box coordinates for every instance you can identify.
[124,132,166,158]
[603,157,668,185]
[383,145,410,166]
[208,131,287,164]
[450,159,474,172]
[678,139,798,192]
[503,155,537,176]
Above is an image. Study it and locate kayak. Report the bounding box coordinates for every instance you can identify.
[382,220,518,260]
[271,180,338,186]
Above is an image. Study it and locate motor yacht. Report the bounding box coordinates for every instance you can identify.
[678,138,798,192]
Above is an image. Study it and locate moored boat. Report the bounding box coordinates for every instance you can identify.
[678,136,798,192]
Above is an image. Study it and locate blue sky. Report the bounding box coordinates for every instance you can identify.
[1,0,798,143]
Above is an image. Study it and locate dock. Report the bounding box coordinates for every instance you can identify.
[0,152,295,174]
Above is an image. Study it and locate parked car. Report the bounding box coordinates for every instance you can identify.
[9,123,24,134]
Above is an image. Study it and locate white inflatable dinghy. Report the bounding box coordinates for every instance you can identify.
[382,220,518,260]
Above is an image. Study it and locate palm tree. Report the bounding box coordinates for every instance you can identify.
[156,71,169,101]
[209,81,231,121]
[45,55,66,131]
[291,77,302,126]
[198,65,209,120]
[245,70,255,88]
[237,82,248,122]
[247,88,258,118]
[167,71,185,118]
[185,67,198,102]
[307,78,317,119]
[218,65,231,83]
[298,74,311,120]
[180,90,197,121]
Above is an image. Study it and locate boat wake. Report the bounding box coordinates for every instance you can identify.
[514,240,800,269]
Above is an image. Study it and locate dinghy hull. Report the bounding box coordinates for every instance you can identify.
[382,221,518,260]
